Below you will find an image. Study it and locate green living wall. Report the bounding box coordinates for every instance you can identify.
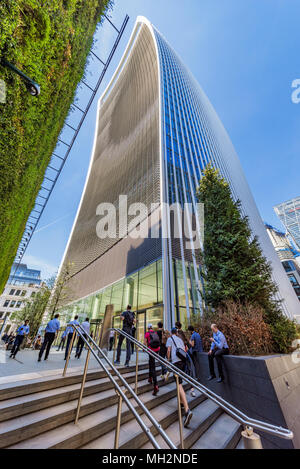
[0,0,112,290]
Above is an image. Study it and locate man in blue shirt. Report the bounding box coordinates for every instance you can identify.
[38,314,60,362]
[10,320,30,358]
[75,317,90,359]
[188,325,203,381]
[208,324,229,383]
[64,315,80,360]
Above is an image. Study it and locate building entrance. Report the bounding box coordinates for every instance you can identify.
[135,305,163,342]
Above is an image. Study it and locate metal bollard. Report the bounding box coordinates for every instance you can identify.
[241,426,263,449]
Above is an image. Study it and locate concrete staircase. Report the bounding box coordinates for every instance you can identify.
[0,363,244,449]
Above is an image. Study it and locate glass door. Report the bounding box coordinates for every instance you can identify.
[145,305,163,330]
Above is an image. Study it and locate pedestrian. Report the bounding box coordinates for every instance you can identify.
[57,330,66,351]
[64,315,80,360]
[144,324,160,396]
[32,335,42,350]
[9,320,30,358]
[208,324,229,383]
[1,333,8,343]
[6,334,15,350]
[188,325,203,380]
[75,317,90,359]
[38,314,60,361]
[156,321,169,379]
[175,321,196,397]
[175,321,189,347]
[109,329,115,351]
[114,305,135,367]
[166,327,193,427]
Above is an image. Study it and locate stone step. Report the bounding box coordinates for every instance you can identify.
[82,390,208,449]
[5,380,181,449]
[0,362,150,401]
[0,368,155,422]
[140,398,222,449]
[191,413,242,449]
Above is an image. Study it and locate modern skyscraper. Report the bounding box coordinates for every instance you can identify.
[274,197,300,250]
[58,17,300,332]
[266,223,300,306]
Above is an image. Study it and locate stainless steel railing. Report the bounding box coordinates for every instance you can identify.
[63,324,176,450]
[113,327,294,447]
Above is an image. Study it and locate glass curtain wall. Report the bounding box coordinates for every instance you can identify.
[58,257,201,331]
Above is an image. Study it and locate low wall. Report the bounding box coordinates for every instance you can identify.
[196,353,300,449]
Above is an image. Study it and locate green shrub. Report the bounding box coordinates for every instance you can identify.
[268,314,298,354]
[0,0,113,291]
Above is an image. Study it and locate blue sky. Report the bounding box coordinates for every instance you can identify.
[23,0,300,279]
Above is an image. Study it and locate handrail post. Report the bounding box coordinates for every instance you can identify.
[113,330,117,362]
[114,391,123,449]
[241,426,263,449]
[134,319,139,394]
[62,328,76,377]
[175,374,184,449]
[135,343,139,394]
[75,348,91,424]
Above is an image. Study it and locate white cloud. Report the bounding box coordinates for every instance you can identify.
[22,254,58,280]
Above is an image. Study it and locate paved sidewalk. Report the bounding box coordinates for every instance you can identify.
[0,345,149,385]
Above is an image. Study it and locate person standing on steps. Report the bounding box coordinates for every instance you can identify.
[188,325,203,381]
[9,320,30,359]
[144,324,160,396]
[207,324,229,383]
[75,317,90,359]
[175,321,196,398]
[166,328,193,427]
[38,314,60,362]
[64,315,80,360]
[156,321,169,379]
[114,305,135,367]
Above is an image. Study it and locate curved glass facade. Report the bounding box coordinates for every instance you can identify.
[58,17,300,328]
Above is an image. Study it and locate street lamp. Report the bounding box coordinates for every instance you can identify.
[1,58,40,96]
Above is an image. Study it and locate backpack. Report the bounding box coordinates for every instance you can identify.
[124,310,135,327]
[171,336,187,362]
[149,331,160,349]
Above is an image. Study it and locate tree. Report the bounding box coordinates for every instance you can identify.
[11,284,51,340]
[11,262,74,339]
[197,165,297,353]
[46,262,74,319]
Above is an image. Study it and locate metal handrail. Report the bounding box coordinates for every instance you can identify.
[113,328,294,441]
[65,324,176,449]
